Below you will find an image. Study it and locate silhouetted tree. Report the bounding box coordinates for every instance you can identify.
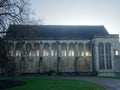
[0,0,42,36]
[0,0,42,76]
[0,38,8,76]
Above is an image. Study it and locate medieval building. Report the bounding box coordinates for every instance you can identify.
[6,25,120,76]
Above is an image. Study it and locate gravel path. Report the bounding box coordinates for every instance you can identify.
[48,76,120,90]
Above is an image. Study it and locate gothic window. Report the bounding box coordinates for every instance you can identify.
[61,43,67,56]
[69,43,75,56]
[98,43,105,69]
[51,43,58,56]
[105,43,112,69]
[9,43,14,56]
[16,43,21,56]
[85,43,91,56]
[34,43,40,56]
[114,50,119,56]
[43,43,50,56]
[78,43,84,56]
[26,43,32,56]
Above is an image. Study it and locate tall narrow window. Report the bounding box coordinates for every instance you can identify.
[69,43,75,56]
[98,43,105,69]
[9,43,14,56]
[61,43,67,56]
[26,43,32,56]
[86,43,91,56]
[105,43,112,69]
[34,43,40,56]
[16,43,21,56]
[51,43,58,56]
[114,50,119,56]
[78,43,84,56]
[43,43,50,56]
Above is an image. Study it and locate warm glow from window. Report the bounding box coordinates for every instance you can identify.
[114,50,119,56]
[16,50,21,56]
[86,51,89,56]
[69,50,74,56]
[51,50,57,56]
[35,50,39,56]
[29,51,32,56]
[9,51,14,56]
[62,50,67,56]
[43,50,49,56]
[85,51,91,56]
[51,50,54,56]
[81,52,84,56]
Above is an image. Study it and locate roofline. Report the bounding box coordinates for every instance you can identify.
[9,24,105,27]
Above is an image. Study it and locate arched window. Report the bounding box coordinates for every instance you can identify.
[78,43,84,56]
[43,43,50,56]
[51,43,58,56]
[69,43,75,56]
[16,43,21,56]
[98,43,105,69]
[34,43,40,56]
[85,43,91,56]
[61,43,67,56]
[9,43,14,56]
[105,43,112,69]
[26,43,32,56]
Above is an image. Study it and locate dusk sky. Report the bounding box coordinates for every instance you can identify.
[30,0,120,35]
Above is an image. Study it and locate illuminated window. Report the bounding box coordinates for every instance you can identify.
[16,50,21,56]
[81,51,84,56]
[9,50,14,56]
[114,50,119,56]
[34,43,40,56]
[85,43,91,56]
[61,43,67,56]
[9,43,14,56]
[69,43,75,56]
[35,50,39,56]
[51,43,58,56]
[43,43,50,56]
[26,43,32,56]
[85,51,89,56]
[78,43,84,56]
[16,43,21,56]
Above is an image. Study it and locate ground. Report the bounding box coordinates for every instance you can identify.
[1,76,120,90]
[0,80,25,89]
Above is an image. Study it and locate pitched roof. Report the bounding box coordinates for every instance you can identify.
[6,25,109,40]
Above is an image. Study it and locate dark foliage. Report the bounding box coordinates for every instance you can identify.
[0,80,26,89]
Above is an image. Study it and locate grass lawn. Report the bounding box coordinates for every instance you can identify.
[1,77,105,90]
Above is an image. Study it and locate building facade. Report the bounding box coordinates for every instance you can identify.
[6,25,120,76]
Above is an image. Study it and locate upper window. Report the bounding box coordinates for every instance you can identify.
[61,43,67,56]
[34,43,40,56]
[16,43,21,56]
[26,43,32,56]
[85,43,91,56]
[9,43,14,56]
[43,43,50,56]
[114,50,119,56]
[78,43,84,56]
[51,43,58,56]
[69,43,75,56]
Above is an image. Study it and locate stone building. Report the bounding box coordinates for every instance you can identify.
[6,25,120,76]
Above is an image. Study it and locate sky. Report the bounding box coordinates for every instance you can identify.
[30,0,120,35]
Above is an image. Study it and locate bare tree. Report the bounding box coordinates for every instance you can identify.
[0,0,42,76]
[0,0,41,36]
